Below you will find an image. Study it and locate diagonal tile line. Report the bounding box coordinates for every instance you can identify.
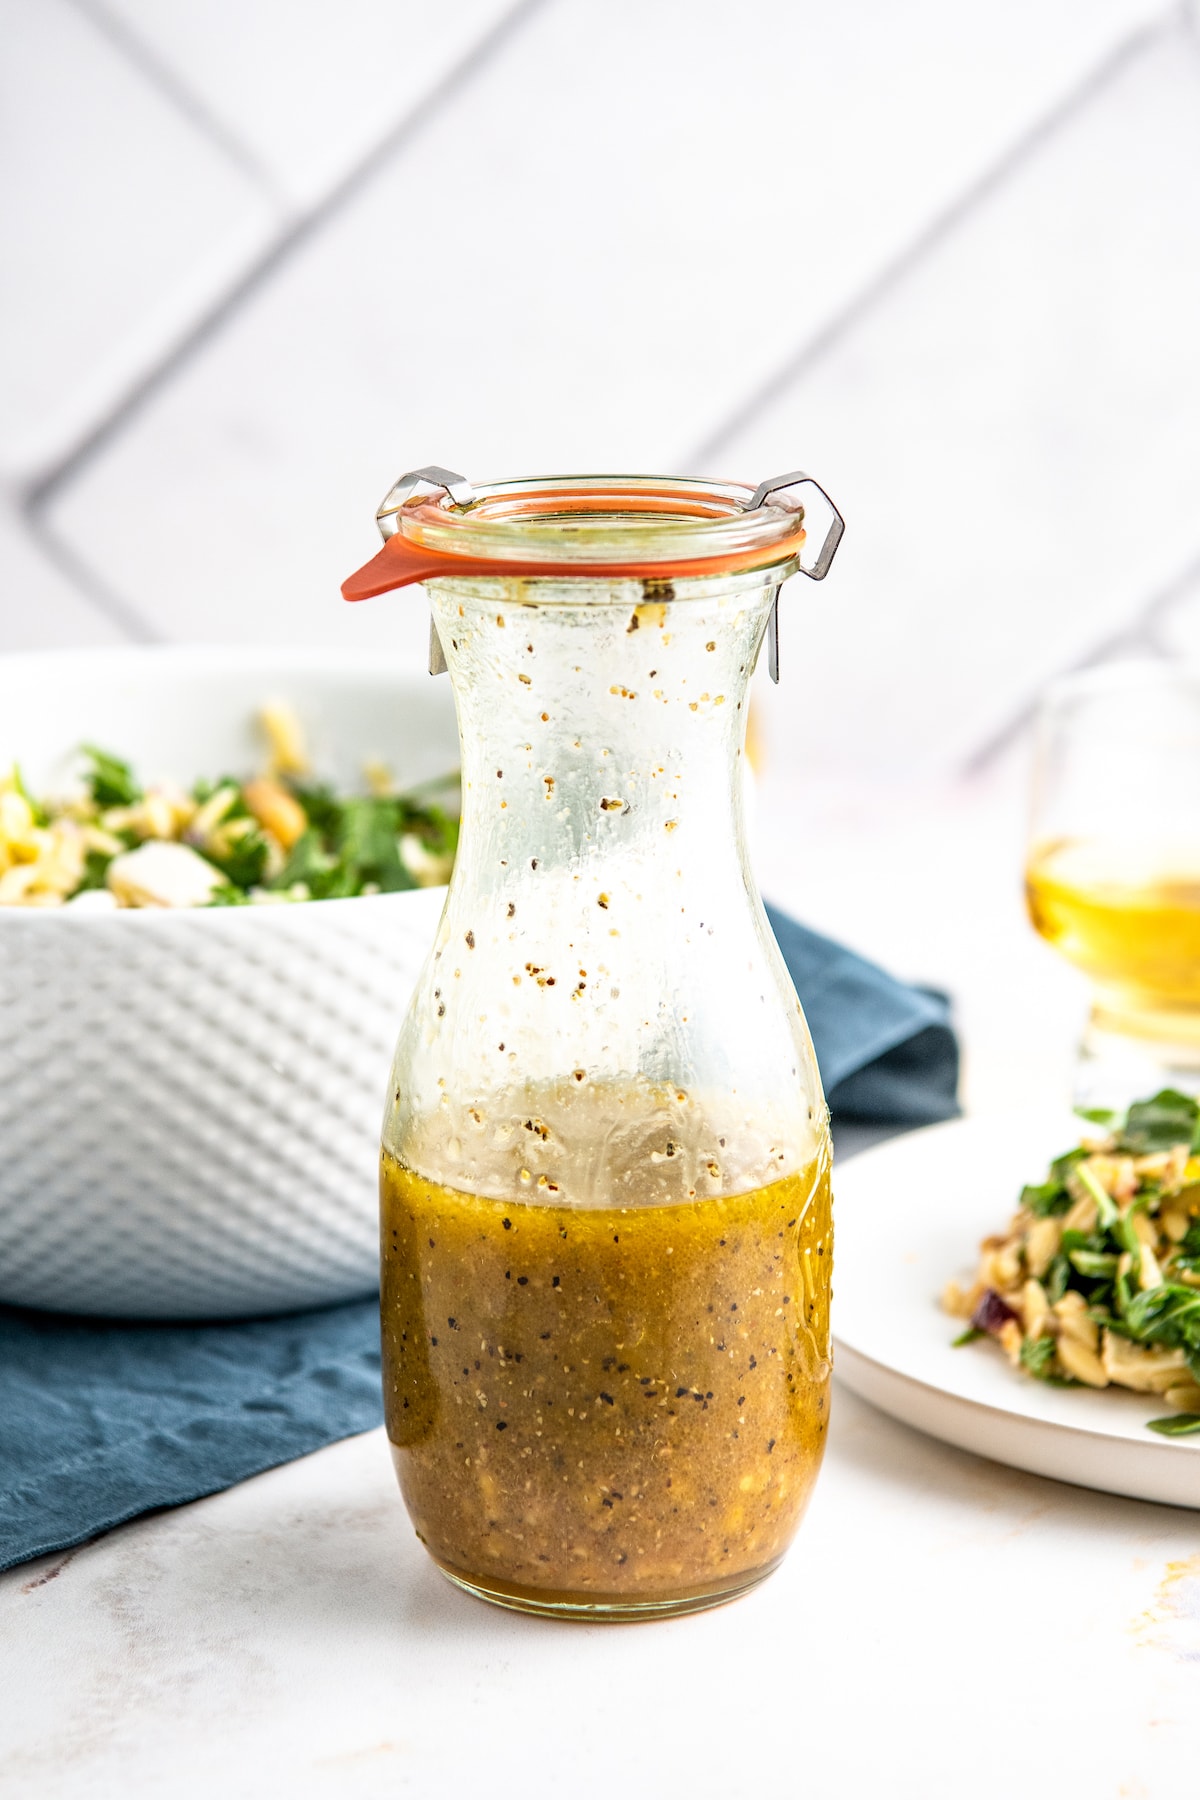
[24,0,555,522]
[681,9,1178,472]
[69,0,285,202]
[960,545,1200,775]
[24,510,162,642]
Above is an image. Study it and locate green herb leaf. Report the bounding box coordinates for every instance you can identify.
[1045,1254,1071,1305]
[1076,1105,1118,1128]
[1117,1090,1200,1155]
[1146,1413,1200,1437]
[1123,1284,1200,1349]
[204,827,270,891]
[1069,1249,1120,1279]
[1019,1335,1057,1379]
[9,764,48,826]
[335,796,414,895]
[1073,1163,1119,1230]
[1112,1212,1144,1263]
[1114,1266,1135,1321]
[1049,1145,1089,1184]
[75,848,112,893]
[1020,1179,1072,1218]
[951,1326,984,1347]
[82,745,141,809]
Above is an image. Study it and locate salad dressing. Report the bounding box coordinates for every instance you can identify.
[382,1138,830,1613]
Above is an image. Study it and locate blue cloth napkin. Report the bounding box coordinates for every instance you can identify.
[0,904,957,1574]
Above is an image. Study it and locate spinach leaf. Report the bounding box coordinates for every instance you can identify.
[1117,1090,1200,1155]
[1068,1249,1119,1279]
[204,827,270,891]
[1122,1284,1200,1349]
[1019,1335,1056,1378]
[1077,1106,1118,1129]
[1050,1145,1089,1184]
[1021,1179,1072,1218]
[82,745,141,809]
[1072,1163,1119,1230]
[335,796,414,895]
[1044,1254,1071,1304]
[1146,1413,1200,1437]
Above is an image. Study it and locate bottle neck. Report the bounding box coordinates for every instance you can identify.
[432,573,771,898]
[383,569,828,1206]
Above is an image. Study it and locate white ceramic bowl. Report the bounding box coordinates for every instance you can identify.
[0,647,457,1319]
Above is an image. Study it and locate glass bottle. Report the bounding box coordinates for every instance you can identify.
[343,471,844,1620]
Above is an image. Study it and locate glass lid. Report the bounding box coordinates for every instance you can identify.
[342,467,844,607]
[383,474,806,566]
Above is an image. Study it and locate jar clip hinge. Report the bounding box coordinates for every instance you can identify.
[375,467,476,674]
[748,472,845,684]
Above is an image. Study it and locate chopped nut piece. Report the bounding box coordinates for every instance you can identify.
[941,1279,973,1319]
[1020,1278,1051,1339]
[1057,1336,1108,1388]
[986,1244,1022,1289]
[1160,1206,1191,1244]
[186,784,239,847]
[1053,1291,1098,1352]
[1136,1240,1163,1291]
[1061,1190,1099,1235]
[1100,1333,1191,1394]
[401,833,455,888]
[1024,1216,1062,1280]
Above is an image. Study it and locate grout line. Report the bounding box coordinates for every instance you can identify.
[960,546,1200,775]
[23,512,161,644]
[26,0,555,519]
[680,10,1177,472]
[69,0,286,205]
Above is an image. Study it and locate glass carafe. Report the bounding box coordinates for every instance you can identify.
[343,471,844,1620]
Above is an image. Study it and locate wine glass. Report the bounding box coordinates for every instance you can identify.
[1025,662,1200,1111]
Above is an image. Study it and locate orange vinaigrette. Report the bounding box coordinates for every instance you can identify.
[380,1146,831,1618]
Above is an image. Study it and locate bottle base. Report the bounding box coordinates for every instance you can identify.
[433,1554,784,1623]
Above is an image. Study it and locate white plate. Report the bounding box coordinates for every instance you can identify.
[832,1114,1200,1509]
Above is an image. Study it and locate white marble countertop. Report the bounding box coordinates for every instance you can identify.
[4,762,1198,1798]
[4,1395,1197,1800]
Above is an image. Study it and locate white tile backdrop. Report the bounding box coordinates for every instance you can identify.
[2,0,1197,1106]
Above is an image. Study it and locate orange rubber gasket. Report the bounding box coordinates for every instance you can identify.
[342,523,807,601]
